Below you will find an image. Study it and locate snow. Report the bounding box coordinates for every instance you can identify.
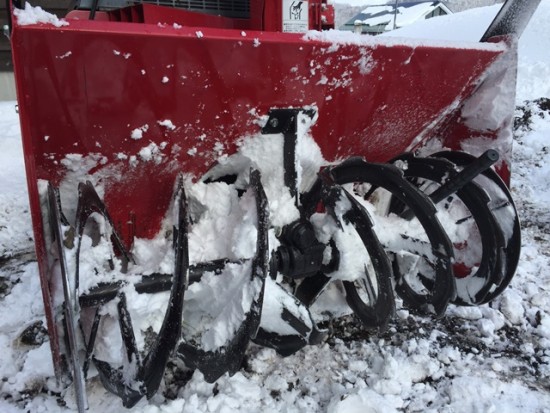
[184,261,262,351]
[158,120,176,131]
[13,3,68,27]
[304,27,507,51]
[381,4,500,42]
[352,3,443,29]
[131,125,148,140]
[1,2,550,412]
[382,3,550,102]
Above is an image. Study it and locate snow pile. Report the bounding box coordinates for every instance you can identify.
[13,3,69,27]
[0,104,33,259]
[516,2,550,103]
[381,4,499,42]
[304,27,506,51]
[382,2,550,103]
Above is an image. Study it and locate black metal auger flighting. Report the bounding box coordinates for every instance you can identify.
[390,152,507,305]
[44,107,521,410]
[301,157,457,317]
[55,179,189,408]
[176,169,270,383]
[47,172,271,407]
[428,150,521,304]
[298,166,397,331]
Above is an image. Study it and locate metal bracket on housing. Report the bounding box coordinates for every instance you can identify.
[261,108,316,206]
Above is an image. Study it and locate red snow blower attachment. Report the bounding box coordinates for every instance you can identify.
[7,0,539,410]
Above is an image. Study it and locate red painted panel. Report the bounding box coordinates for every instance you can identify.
[12,21,505,243]
[9,3,513,377]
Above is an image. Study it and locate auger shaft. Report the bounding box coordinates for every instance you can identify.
[400,150,499,220]
[429,150,499,205]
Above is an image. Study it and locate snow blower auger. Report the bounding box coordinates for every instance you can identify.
[46,169,270,410]
[7,0,539,409]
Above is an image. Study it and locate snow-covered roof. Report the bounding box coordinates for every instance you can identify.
[346,1,451,30]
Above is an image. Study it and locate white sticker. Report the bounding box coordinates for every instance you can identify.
[283,0,309,33]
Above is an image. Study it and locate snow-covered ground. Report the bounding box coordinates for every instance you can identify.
[1,3,549,412]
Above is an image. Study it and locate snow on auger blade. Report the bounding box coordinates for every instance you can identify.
[45,178,189,408]
[7,0,537,409]
[176,168,270,383]
[46,169,270,407]
[389,152,508,306]
[427,151,521,305]
[301,157,457,317]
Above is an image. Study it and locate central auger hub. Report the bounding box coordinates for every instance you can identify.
[272,220,327,279]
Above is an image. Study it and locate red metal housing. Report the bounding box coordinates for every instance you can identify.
[9,0,517,378]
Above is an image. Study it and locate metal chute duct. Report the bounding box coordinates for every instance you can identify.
[481,0,542,41]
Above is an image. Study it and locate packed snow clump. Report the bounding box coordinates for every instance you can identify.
[14,3,68,27]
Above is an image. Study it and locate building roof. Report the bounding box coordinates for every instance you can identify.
[346,1,452,30]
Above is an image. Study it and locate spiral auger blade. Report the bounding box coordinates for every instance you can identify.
[301,157,456,319]
[253,277,328,357]
[52,179,187,408]
[429,150,521,304]
[299,167,396,331]
[339,189,396,331]
[48,169,272,404]
[390,152,509,305]
[176,168,270,383]
[95,177,189,406]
